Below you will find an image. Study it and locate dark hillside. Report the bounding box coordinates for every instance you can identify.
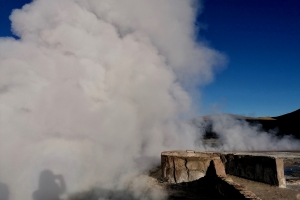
[271,109,300,138]
[273,109,300,120]
[200,109,300,139]
[242,109,300,138]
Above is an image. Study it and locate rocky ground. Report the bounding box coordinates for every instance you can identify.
[68,166,226,200]
[150,157,300,200]
[228,175,300,200]
[148,167,226,200]
[68,157,300,200]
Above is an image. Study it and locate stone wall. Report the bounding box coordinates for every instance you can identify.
[161,151,286,188]
[162,152,262,199]
[221,154,286,188]
[205,160,262,200]
[161,151,224,183]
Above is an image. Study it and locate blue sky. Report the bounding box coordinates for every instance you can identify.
[0,0,30,38]
[1,0,299,117]
[198,0,300,117]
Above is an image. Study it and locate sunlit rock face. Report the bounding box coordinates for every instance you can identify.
[161,150,286,188]
[161,151,225,183]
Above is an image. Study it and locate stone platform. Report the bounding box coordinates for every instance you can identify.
[161,150,300,199]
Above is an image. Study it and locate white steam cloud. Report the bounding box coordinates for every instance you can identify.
[209,115,300,151]
[0,0,223,199]
[1,0,299,199]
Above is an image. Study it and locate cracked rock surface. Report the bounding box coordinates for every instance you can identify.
[161,151,221,183]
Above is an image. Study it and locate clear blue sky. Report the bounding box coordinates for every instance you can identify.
[1,0,299,117]
[198,0,300,117]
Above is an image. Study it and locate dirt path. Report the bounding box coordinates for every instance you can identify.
[228,175,300,200]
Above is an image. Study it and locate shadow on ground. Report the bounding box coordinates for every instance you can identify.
[167,177,226,200]
[149,165,227,200]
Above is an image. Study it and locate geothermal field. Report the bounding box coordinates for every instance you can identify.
[0,0,299,200]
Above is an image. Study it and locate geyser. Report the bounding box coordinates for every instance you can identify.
[1,0,299,199]
[0,0,223,199]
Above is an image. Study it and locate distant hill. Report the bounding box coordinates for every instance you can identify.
[271,109,300,138]
[199,109,300,139]
[273,109,300,120]
[202,114,276,121]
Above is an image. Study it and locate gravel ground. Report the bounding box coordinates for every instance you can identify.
[149,167,226,200]
[228,175,300,200]
[68,157,300,200]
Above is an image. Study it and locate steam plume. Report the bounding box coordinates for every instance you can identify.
[0,0,223,199]
[209,114,300,151]
[2,0,298,199]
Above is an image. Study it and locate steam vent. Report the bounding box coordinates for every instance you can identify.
[161,150,300,199]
